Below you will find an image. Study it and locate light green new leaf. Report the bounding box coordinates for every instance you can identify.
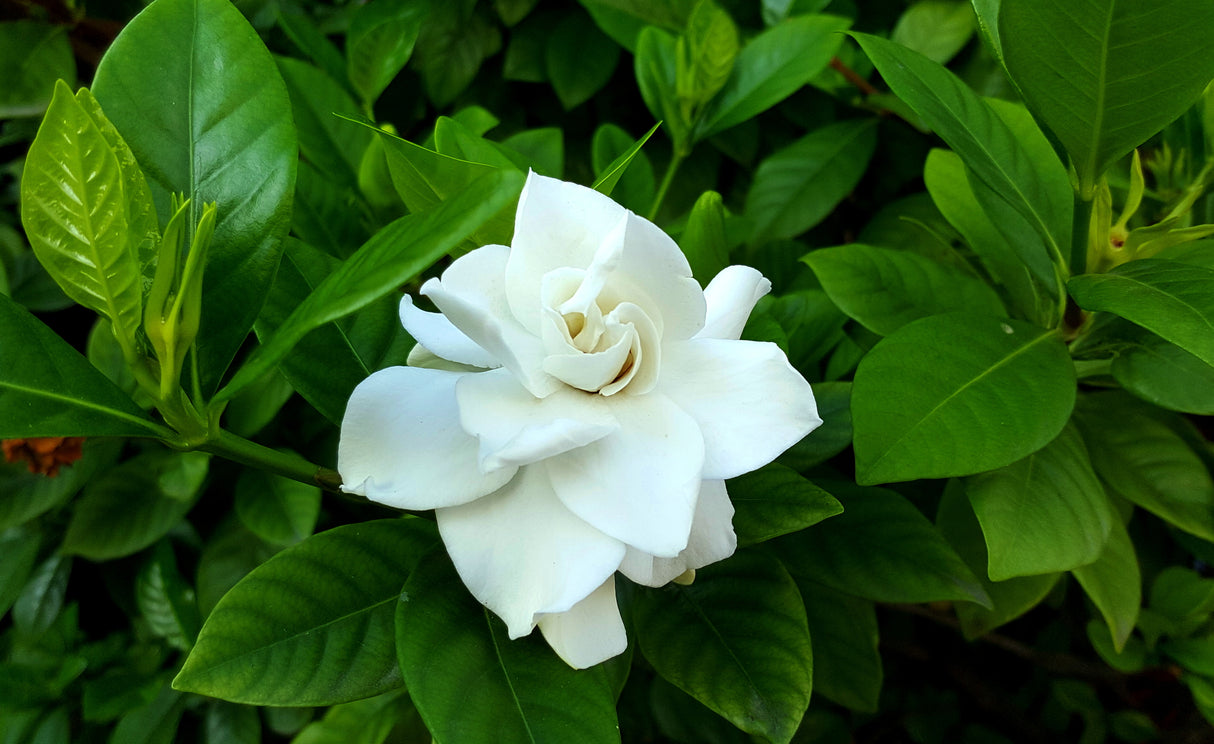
[21,81,156,356]
[214,169,524,405]
[675,0,738,123]
[804,242,1005,336]
[793,578,881,713]
[728,464,842,547]
[1072,518,1140,652]
[1068,258,1214,369]
[965,423,1114,580]
[852,313,1074,484]
[93,0,298,394]
[746,119,877,245]
[347,0,427,109]
[697,14,850,139]
[891,1,974,65]
[0,21,75,117]
[0,293,166,439]
[397,551,620,744]
[1000,0,1214,196]
[773,482,991,607]
[634,550,813,744]
[61,451,209,561]
[175,519,438,705]
[1075,392,1214,542]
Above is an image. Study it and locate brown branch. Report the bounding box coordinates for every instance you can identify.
[831,56,879,96]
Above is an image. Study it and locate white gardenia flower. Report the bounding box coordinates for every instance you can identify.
[339,171,822,668]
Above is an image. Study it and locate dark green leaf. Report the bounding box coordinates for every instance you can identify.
[204,701,261,744]
[397,550,620,744]
[634,550,813,744]
[277,57,369,190]
[12,553,70,635]
[793,578,881,712]
[546,11,621,110]
[93,0,298,393]
[1071,517,1140,652]
[292,690,416,744]
[852,313,1075,484]
[175,519,437,705]
[195,521,279,619]
[775,381,852,471]
[1112,331,1214,416]
[0,440,121,531]
[111,680,187,744]
[577,0,691,51]
[501,128,565,178]
[137,540,201,650]
[0,525,42,618]
[277,9,351,93]
[347,0,427,109]
[234,468,321,546]
[728,464,842,547]
[775,482,991,606]
[413,0,501,107]
[0,21,76,117]
[591,122,660,201]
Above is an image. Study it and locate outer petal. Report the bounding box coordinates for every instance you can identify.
[696,265,772,341]
[399,295,499,369]
[536,576,627,669]
[338,367,517,509]
[661,338,822,480]
[422,244,558,397]
[436,463,626,638]
[456,367,618,472]
[620,479,736,587]
[506,173,706,340]
[546,392,705,557]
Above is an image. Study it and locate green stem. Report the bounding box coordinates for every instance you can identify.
[648,149,686,221]
[1071,192,1095,278]
[202,429,343,493]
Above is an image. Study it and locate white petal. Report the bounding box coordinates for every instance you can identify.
[422,244,557,397]
[405,343,484,373]
[537,576,628,669]
[399,295,499,369]
[456,368,618,472]
[436,463,626,637]
[697,265,772,341]
[619,479,736,587]
[338,367,517,509]
[661,338,822,480]
[546,392,705,557]
[506,173,706,340]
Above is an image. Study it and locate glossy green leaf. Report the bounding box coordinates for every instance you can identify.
[697,14,850,139]
[793,578,882,712]
[234,468,321,546]
[434,116,521,170]
[175,519,438,705]
[965,423,1114,580]
[728,464,842,547]
[936,481,1061,639]
[591,122,660,200]
[92,0,298,393]
[347,0,426,109]
[634,550,813,744]
[61,451,209,561]
[675,0,738,123]
[12,553,69,635]
[635,27,690,150]
[1069,258,1214,369]
[0,294,166,438]
[501,127,565,178]
[854,33,1070,284]
[277,57,369,190]
[1000,0,1214,196]
[137,541,201,651]
[0,526,42,618]
[1071,517,1140,652]
[0,21,75,117]
[215,169,523,405]
[746,119,877,244]
[20,81,156,353]
[578,0,691,50]
[680,190,730,285]
[1075,392,1214,542]
[804,243,1005,336]
[397,551,620,744]
[547,11,621,110]
[773,482,991,607]
[892,1,974,64]
[1112,331,1214,415]
[852,313,1075,484]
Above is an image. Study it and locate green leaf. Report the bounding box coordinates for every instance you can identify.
[0,21,75,117]
[12,553,70,636]
[61,451,209,561]
[1075,392,1214,542]
[20,82,155,355]
[214,169,524,405]
[891,1,974,65]
[434,116,521,170]
[396,550,620,744]
[195,521,279,619]
[852,313,1074,484]
[679,190,730,285]
[591,122,660,200]
[775,381,852,471]
[635,27,690,150]
[1071,517,1140,652]
[1000,0,1214,196]
[936,481,1061,639]
[292,689,417,744]
[793,578,881,713]
[137,540,201,651]
[204,701,261,744]
[697,14,850,139]
[92,0,298,394]
[111,680,187,744]
[234,468,321,546]
[675,0,738,123]
[347,0,427,109]
[412,0,501,107]
[0,526,42,618]
[277,57,369,190]
[634,550,813,744]
[501,127,565,178]
[175,519,438,706]
[1069,258,1214,368]
[746,119,877,244]
[0,294,166,438]
[854,33,1070,286]
[772,482,991,607]
[804,243,1005,336]
[1112,331,1214,416]
[277,8,352,93]
[546,11,621,110]
[0,440,120,531]
[728,464,842,547]
[965,422,1115,580]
